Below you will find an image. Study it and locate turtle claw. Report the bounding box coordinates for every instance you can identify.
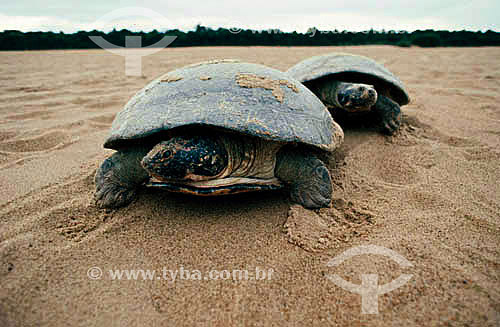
[95,183,136,209]
[372,95,402,135]
[383,117,402,135]
[291,164,332,209]
[276,151,332,209]
[94,150,149,209]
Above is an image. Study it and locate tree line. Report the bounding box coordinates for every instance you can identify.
[1,25,499,50]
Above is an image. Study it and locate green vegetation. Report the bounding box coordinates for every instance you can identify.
[411,32,442,47]
[0,26,498,50]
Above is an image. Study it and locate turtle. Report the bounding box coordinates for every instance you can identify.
[286,53,410,135]
[94,60,344,209]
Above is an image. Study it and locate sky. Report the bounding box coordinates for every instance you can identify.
[1,0,498,33]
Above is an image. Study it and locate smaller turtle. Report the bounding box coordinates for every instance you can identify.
[287,53,410,135]
[95,60,344,209]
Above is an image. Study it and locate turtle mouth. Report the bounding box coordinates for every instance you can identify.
[342,105,373,113]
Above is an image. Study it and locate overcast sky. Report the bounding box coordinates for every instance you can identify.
[1,0,498,33]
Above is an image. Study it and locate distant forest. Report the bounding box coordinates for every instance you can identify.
[1,25,499,50]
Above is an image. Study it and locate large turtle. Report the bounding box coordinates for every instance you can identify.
[95,60,344,209]
[287,53,410,134]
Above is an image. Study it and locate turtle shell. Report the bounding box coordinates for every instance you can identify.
[287,53,410,106]
[148,177,283,195]
[104,60,343,152]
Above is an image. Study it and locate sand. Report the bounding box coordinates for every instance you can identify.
[0,46,499,326]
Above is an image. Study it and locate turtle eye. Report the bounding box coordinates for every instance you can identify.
[337,94,348,106]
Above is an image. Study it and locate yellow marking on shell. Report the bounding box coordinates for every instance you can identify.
[161,76,183,82]
[148,177,282,196]
[279,79,299,93]
[186,59,241,69]
[150,176,281,187]
[236,74,299,103]
[200,76,212,81]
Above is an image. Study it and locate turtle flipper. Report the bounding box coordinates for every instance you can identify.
[95,148,150,208]
[275,149,332,209]
[371,94,402,135]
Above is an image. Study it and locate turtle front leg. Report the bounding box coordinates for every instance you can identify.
[371,94,402,135]
[315,80,378,112]
[95,147,150,208]
[275,148,332,209]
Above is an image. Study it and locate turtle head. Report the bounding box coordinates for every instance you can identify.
[335,83,378,112]
[141,136,229,182]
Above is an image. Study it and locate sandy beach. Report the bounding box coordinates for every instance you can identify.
[0,46,499,326]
